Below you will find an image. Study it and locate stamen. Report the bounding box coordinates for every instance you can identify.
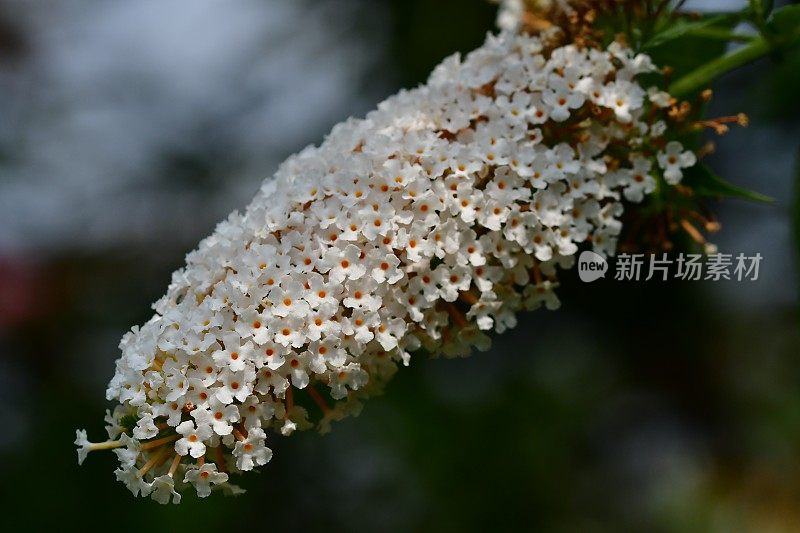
[693,114,748,135]
[737,113,749,127]
[680,219,706,244]
[688,210,720,233]
[696,141,715,159]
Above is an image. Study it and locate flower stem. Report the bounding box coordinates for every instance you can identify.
[168,453,182,477]
[306,384,331,414]
[668,36,772,98]
[687,28,756,42]
[140,434,179,450]
[89,439,124,451]
[137,445,170,478]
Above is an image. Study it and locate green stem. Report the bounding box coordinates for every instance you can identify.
[668,36,772,98]
[687,28,756,42]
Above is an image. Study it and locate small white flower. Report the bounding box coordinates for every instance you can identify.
[74,429,91,466]
[112,434,141,469]
[211,332,253,372]
[184,464,229,498]
[602,80,645,123]
[493,0,524,32]
[620,156,656,203]
[543,77,584,122]
[194,398,240,436]
[280,418,298,436]
[647,86,672,108]
[254,366,290,395]
[175,421,213,458]
[132,409,159,440]
[232,427,273,471]
[268,281,310,319]
[115,466,152,497]
[369,251,403,284]
[658,141,697,185]
[239,395,274,429]
[150,475,182,504]
[323,244,366,284]
[215,367,255,404]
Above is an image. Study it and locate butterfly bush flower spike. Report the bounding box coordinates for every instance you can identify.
[76,8,697,502]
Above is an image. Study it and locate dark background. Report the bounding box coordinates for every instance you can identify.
[0,0,798,530]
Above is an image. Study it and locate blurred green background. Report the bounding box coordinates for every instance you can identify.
[0,0,798,531]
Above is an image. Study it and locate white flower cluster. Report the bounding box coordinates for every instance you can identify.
[77,29,695,501]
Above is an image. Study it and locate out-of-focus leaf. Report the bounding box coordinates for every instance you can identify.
[793,148,800,315]
[642,11,747,50]
[759,45,800,117]
[666,4,800,98]
[750,0,774,23]
[767,4,800,39]
[683,163,774,203]
[668,35,772,98]
[645,15,743,80]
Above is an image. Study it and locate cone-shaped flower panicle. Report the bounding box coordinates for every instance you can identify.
[77,25,694,501]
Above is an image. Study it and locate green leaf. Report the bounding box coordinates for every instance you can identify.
[665,4,800,97]
[668,36,771,97]
[682,163,774,203]
[642,11,748,50]
[767,4,800,37]
[759,45,800,117]
[750,0,774,23]
[645,14,745,82]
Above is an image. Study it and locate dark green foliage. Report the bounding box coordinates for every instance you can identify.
[682,163,774,204]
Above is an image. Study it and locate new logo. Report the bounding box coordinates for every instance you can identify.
[578,250,608,282]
